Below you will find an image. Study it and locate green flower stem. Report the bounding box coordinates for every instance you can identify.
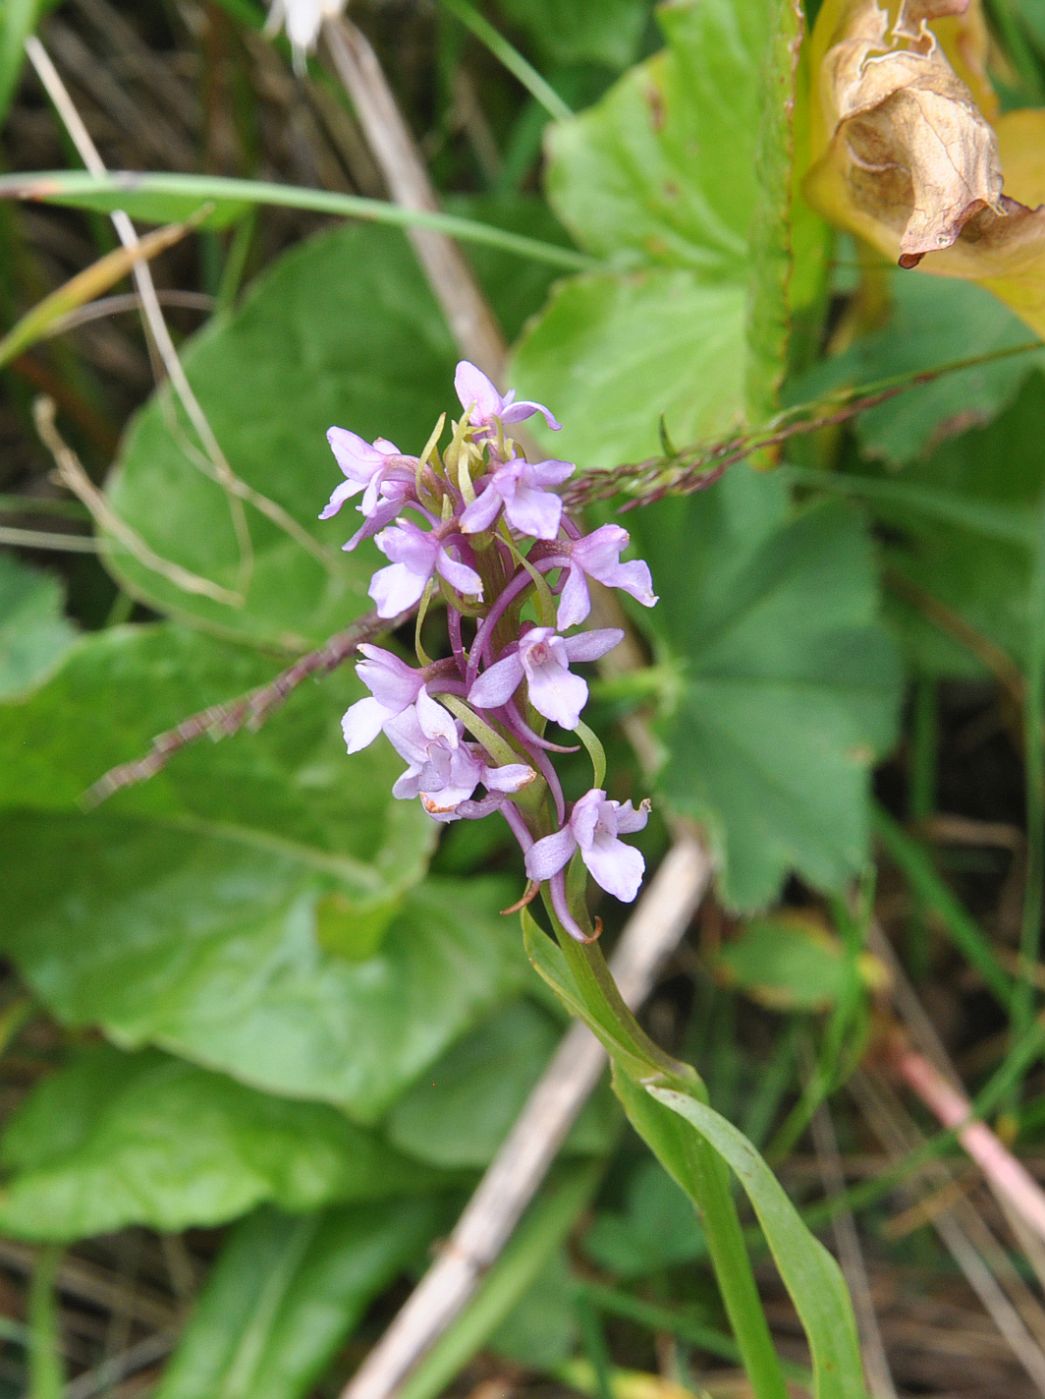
[544,910,789,1399]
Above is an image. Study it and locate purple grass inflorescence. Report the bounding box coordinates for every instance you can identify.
[322,362,658,939]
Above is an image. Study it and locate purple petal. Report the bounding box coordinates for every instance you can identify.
[319,477,361,521]
[341,696,388,754]
[499,400,563,431]
[555,565,591,630]
[454,360,504,422]
[615,798,651,835]
[342,494,403,553]
[561,627,624,662]
[582,833,645,902]
[436,548,484,599]
[369,563,428,618]
[327,427,382,482]
[356,646,422,709]
[504,485,562,541]
[526,458,574,488]
[483,762,536,793]
[573,524,627,570]
[569,789,604,848]
[376,523,437,573]
[392,764,424,800]
[600,558,658,609]
[415,687,459,746]
[468,652,524,709]
[525,826,577,882]
[383,706,429,767]
[460,484,504,535]
[527,659,588,729]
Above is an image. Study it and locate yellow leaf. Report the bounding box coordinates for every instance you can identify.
[805,0,1045,339]
[0,215,200,369]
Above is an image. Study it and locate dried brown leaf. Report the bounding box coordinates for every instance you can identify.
[806,0,1045,337]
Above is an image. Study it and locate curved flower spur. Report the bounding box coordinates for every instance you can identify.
[321,361,659,940]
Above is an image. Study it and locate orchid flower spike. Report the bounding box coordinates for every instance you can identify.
[468,626,623,731]
[526,789,651,903]
[454,360,562,435]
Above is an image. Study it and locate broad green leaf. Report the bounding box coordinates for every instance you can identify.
[0,625,527,1119]
[649,1085,868,1399]
[511,0,806,464]
[633,472,902,909]
[0,623,430,896]
[103,225,460,648]
[0,815,524,1120]
[0,554,76,700]
[512,272,746,466]
[746,0,805,422]
[385,999,615,1169]
[493,0,651,70]
[0,1046,437,1242]
[156,1201,445,1399]
[788,275,1045,467]
[545,2,774,274]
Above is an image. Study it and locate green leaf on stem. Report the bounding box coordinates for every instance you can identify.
[648,1085,868,1399]
[0,1046,439,1242]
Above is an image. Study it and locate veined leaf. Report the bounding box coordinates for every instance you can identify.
[512,0,806,465]
[632,471,902,909]
[0,625,527,1119]
[0,1046,438,1242]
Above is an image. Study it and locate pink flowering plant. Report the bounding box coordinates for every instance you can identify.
[323,359,658,942]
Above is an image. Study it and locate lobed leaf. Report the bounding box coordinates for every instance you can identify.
[632,471,902,909]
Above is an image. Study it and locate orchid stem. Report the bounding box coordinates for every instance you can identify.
[545,908,789,1399]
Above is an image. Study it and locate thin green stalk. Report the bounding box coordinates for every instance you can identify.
[550,924,788,1399]
[800,1012,1045,1232]
[28,1246,63,1399]
[0,170,594,271]
[873,805,1013,1008]
[577,1281,811,1385]
[907,677,938,982]
[1010,494,1045,1105]
[440,0,573,123]
[574,1294,615,1399]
